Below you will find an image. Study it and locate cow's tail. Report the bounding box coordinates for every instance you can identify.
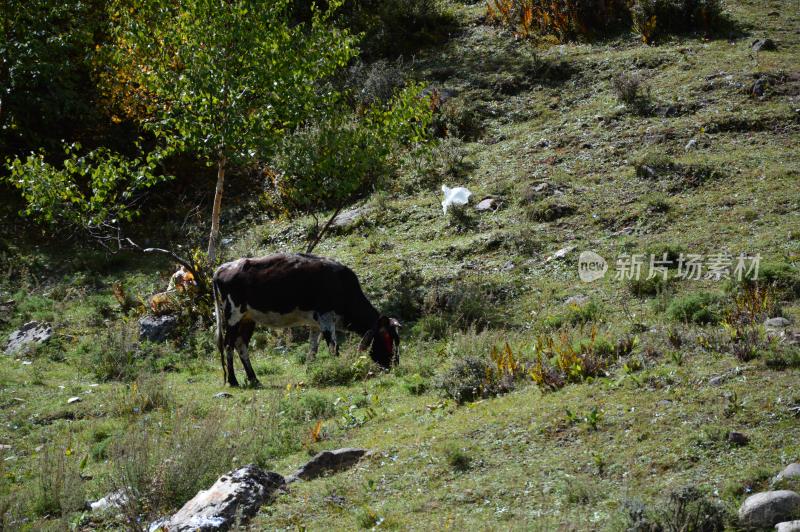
[212,274,226,385]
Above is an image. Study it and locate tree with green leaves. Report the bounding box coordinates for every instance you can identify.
[105,0,358,265]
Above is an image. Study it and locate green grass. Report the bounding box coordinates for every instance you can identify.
[2,0,800,529]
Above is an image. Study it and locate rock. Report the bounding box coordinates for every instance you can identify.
[708,375,725,386]
[766,317,791,329]
[213,392,233,399]
[777,464,800,482]
[547,246,576,262]
[685,139,697,151]
[0,444,11,452]
[728,431,749,446]
[776,520,800,532]
[67,396,82,404]
[139,314,179,343]
[475,197,501,212]
[752,38,778,52]
[752,78,768,97]
[331,206,373,230]
[5,321,53,355]
[739,491,800,529]
[88,489,128,513]
[153,464,284,532]
[286,448,368,483]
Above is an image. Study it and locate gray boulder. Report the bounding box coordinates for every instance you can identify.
[152,465,284,532]
[88,489,128,513]
[139,315,179,343]
[752,38,778,52]
[331,206,373,230]
[777,464,800,483]
[5,321,53,355]
[776,520,800,532]
[766,317,791,329]
[286,448,368,483]
[739,491,800,529]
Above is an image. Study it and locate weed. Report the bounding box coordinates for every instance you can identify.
[441,441,472,472]
[113,372,172,416]
[625,486,726,531]
[307,356,375,387]
[722,285,777,361]
[32,443,85,517]
[669,350,684,366]
[529,327,615,390]
[446,204,478,232]
[411,314,450,339]
[402,373,429,395]
[525,199,576,222]
[543,300,602,329]
[435,355,494,404]
[667,292,723,325]
[280,390,336,422]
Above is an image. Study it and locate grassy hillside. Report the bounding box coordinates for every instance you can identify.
[1,0,799,530]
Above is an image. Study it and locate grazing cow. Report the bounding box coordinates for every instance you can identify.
[212,253,401,387]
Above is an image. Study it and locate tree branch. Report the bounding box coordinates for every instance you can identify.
[305,204,343,254]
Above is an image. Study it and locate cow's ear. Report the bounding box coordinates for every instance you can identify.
[359,330,375,351]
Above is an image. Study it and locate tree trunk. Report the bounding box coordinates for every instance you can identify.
[207,155,227,266]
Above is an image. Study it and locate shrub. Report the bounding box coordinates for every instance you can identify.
[411,314,450,340]
[113,372,172,416]
[625,486,726,531]
[84,320,141,382]
[402,373,429,395]
[280,390,336,422]
[529,327,619,390]
[381,261,425,322]
[424,278,508,330]
[486,0,725,43]
[435,355,495,403]
[732,261,800,300]
[431,96,485,141]
[631,0,725,44]
[446,204,479,232]
[307,356,374,386]
[667,292,723,324]
[628,275,673,297]
[543,300,602,329]
[441,441,472,472]
[526,199,576,222]
[110,410,240,522]
[32,443,86,517]
[612,71,651,113]
[487,0,631,41]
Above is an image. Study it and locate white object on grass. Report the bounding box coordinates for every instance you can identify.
[441,185,472,214]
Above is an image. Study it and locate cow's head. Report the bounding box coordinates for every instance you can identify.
[359,316,401,369]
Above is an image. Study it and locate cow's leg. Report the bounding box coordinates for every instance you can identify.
[308,330,320,363]
[224,325,239,387]
[235,319,259,386]
[318,312,338,357]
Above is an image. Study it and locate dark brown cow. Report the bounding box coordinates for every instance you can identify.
[212,253,400,387]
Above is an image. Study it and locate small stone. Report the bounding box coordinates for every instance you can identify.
[776,520,800,532]
[685,139,697,151]
[67,396,82,404]
[548,246,576,262]
[752,38,778,52]
[331,206,373,230]
[739,491,800,529]
[214,392,233,399]
[475,197,501,212]
[0,445,11,452]
[765,317,791,329]
[776,464,800,482]
[708,375,725,386]
[501,261,514,271]
[89,489,128,513]
[728,431,749,446]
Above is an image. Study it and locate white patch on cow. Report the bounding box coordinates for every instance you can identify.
[226,295,244,327]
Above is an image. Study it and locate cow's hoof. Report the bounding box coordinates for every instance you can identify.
[247,380,262,389]
[228,380,240,388]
